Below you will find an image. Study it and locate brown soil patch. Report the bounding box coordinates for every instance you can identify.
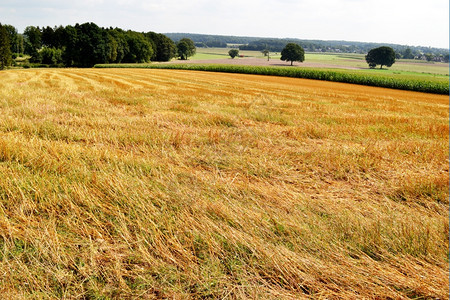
[158,57,361,70]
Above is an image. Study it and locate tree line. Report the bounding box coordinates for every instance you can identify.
[0,22,198,69]
[167,33,449,61]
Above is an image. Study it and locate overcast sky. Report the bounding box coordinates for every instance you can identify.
[1,0,448,48]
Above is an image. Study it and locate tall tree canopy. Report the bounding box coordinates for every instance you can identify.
[24,26,42,55]
[145,32,177,62]
[365,46,396,69]
[123,31,153,63]
[280,43,305,66]
[0,23,12,69]
[106,28,129,63]
[2,24,20,54]
[3,22,177,67]
[74,23,111,67]
[177,38,196,60]
[228,49,239,59]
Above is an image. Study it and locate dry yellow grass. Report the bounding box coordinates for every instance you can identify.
[0,68,448,299]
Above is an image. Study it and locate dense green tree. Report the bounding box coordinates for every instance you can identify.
[40,47,63,65]
[123,31,153,63]
[228,49,239,59]
[106,28,129,63]
[73,23,110,67]
[145,32,176,62]
[365,46,395,69]
[61,25,77,66]
[177,41,189,60]
[2,24,19,54]
[24,26,42,54]
[280,43,305,66]
[41,26,55,47]
[177,38,196,60]
[0,23,12,69]
[16,34,24,55]
[402,47,414,59]
[52,26,66,49]
[0,22,196,67]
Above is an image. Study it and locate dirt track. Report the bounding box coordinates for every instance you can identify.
[159,57,361,70]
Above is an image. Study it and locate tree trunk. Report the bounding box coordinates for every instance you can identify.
[291,61,293,66]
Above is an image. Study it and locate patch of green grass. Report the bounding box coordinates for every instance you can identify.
[190,52,229,60]
[194,50,449,76]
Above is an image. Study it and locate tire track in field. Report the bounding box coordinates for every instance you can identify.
[84,70,139,90]
[17,69,46,87]
[47,70,80,91]
[158,69,306,100]
[117,69,258,98]
[88,69,190,95]
[55,70,111,92]
[114,69,215,92]
[139,69,311,100]
[104,69,235,99]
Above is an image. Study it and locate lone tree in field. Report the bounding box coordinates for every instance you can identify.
[177,38,196,60]
[365,46,396,69]
[228,49,239,59]
[280,43,305,66]
[0,23,12,70]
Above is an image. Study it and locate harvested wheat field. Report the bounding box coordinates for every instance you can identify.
[0,68,448,299]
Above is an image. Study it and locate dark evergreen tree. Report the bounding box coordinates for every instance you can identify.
[50,26,66,49]
[2,24,19,54]
[61,25,78,66]
[23,26,42,55]
[41,47,63,65]
[41,26,55,47]
[0,23,12,69]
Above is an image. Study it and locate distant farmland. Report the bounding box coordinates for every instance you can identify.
[97,49,449,94]
[0,68,448,299]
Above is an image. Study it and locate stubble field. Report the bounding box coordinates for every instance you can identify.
[0,68,448,299]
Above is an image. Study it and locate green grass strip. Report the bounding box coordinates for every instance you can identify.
[94,63,449,94]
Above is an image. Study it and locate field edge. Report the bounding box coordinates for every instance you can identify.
[94,63,449,94]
